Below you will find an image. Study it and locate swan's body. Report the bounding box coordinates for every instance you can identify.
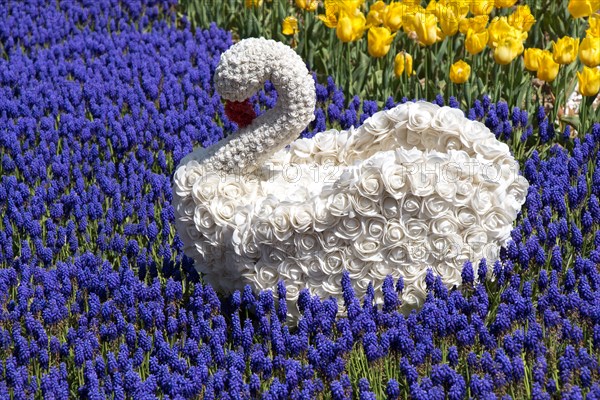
[173,38,528,319]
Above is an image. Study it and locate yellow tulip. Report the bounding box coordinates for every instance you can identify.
[470,0,494,15]
[295,0,318,12]
[449,60,471,84]
[437,4,460,36]
[282,17,299,36]
[403,10,439,46]
[465,28,488,55]
[523,48,544,71]
[318,0,364,28]
[368,26,396,57]
[579,36,600,67]
[495,0,517,7]
[552,36,579,64]
[394,52,414,77]
[458,15,489,35]
[568,0,600,18]
[366,1,387,27]
[587,14,600,37]
[383,2,412,32]
[577,66,600,97]
[245,0,263,7]
[536,51,560,82]
[508,5,536,32]
[487,17,514,47]
[493,35,524,64]
[445,0,470,19]
[336,9,367,42]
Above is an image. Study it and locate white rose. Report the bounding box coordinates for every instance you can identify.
[408,167,435,197]
[385,103,409,123]
[350,194,380,216]
[380,195,401,219]
[454,181,474,205]
[297,257,328,281]
[429,233,463,262]
[232,227,261,259]
[401,194,421,217]
[431,214,459,235]
[321,250,346,275]
[481,207,513,241]
[313,130,339,153]
[463,226,488,256]
[356,167,384,200]
[369,261,394,282]
[252,262,280,291]
[421,195,449,217]
[361,215,386,240]
[209,197,237,227]
[313,199,339,232]
[405,219,428,240]
[277,259,305,282]
[506,175,529,206]
[363,111,394,137]
[430,106,464,134]
[470,184,493,215]
[284,282,301,302]
[327,192,353,217]
[408,240,429,263]
[191,172,221,203]
[456,207,480,228]
[218,178,248,200]
[295,232,321,257]
[318,229,343,251]
[289,137,315,164]
[383,221,406,248]
[346,128,377,154]
[321,273,344,297]
[473,138,511,162]
[289,203,313,232]
[352,235,383,262]
[435,179,458,202]
[174,160,207,197]
[386,244,411,266]
[254,195,279,219]
[270,206,294,241]
[260,246,287,265]
[252,219,274,244]
[482,242,500,262]
[407,101,439,132]
[460,120,492,148]
[440,135,463,151]
[433,262,462,288]
[175,195,197,222]
[345,256,370,280]
[381,160,409,200]
[193,204,217,236]
[182,221,202,244]
[335,215,362,240]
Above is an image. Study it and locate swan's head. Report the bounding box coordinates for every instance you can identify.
[214,38,273,102]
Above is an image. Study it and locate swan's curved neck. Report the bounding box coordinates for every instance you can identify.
[201,40,316,175]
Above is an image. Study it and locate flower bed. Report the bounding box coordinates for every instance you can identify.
[0,0,600,399]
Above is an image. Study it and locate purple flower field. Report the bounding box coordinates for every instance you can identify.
[1,0,600,398]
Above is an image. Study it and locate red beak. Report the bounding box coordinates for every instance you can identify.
[224,99,257,129]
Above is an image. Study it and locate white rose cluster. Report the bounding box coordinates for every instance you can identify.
[172,39,529,323]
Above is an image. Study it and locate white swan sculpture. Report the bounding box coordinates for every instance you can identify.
[172,38,529,320]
